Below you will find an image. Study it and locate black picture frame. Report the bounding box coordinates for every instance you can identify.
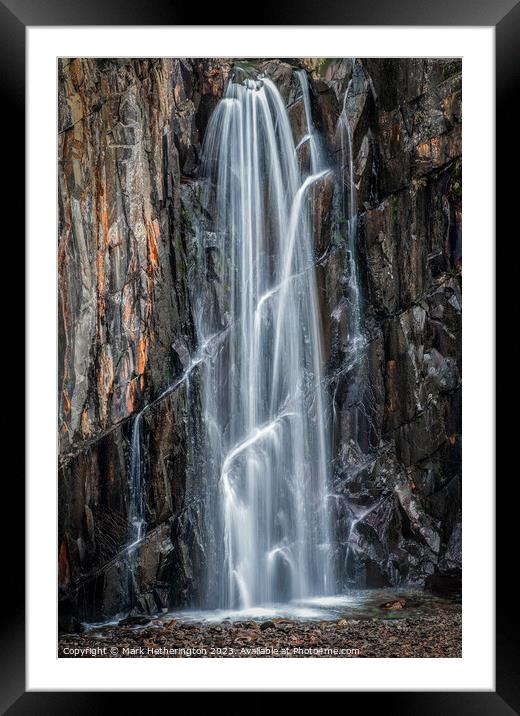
[7,0,508,709]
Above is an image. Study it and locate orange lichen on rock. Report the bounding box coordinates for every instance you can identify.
[203,66,224,95]
[98,346,114,424]
[416,126,461,167]
[137,336,148,391]
[146,218,160,273]
[58,541,71,588]
[123,295,133,327]
[126,378,137,414]
[62,389,71,416]
[442,94,456,122]
[81,407,91,439]
[417,140,430,158]
[69,58,85,88]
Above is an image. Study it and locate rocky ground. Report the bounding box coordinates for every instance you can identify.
[59,603,461,658]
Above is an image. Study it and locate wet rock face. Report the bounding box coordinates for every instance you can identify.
[311,58,462,588]
[58,382,201,622]
[58,58,215,622]
[58,58,461,623]
[59,59,185,450]
[58,58,231,454]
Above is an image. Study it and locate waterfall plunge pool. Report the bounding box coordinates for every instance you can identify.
[66,587,461,658]
[156,589,460,626]
[82,589,460,631]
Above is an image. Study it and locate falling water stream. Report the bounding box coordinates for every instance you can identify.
[128,412,145,552]
[125,329,229,607]
[196,72,334,610]
[75,63,462,632]
[335,68,363,351]
[124,67,369,617]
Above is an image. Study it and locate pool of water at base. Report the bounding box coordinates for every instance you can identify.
[160,588,460,625]
[84,589,460,631]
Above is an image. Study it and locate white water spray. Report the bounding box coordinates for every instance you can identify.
[197,71,334,609]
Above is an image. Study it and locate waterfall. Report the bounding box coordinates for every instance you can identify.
[124,331,225,611]
[335,67,363,351]
[124,409,146,610]
[296,69,324,173]
[196,72,334,609]
[334,62,370,584]
[128,412,146,552]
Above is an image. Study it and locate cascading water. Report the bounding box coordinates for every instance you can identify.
[296,69,324,173]
[128,412,146,551]
[196,72,334,610]
[125,409,147,610]
[333,61,373,584]
[124,331,227,611]
[335,68,363,350]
